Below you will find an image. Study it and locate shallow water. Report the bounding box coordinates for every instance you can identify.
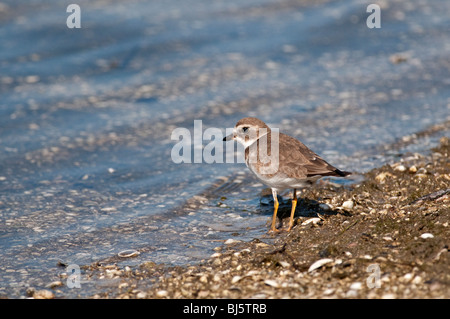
[0,0,449,297]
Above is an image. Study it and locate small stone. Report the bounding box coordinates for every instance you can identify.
[136,291,147,299]
[278,261,290,268]
[224,239,240,245]
[412,276,422,284]
[26,287,35,297]
[25,75,40,83]
[156,290,168,298]
[416,167,427,174]
[375,172,393,183]
[323,288,334,296]
[197,290,209,298]
[319,203,331,211]
[420,233,434,239]
[118,282,129,289]
[409,165,417,173]
[394,165,406,172]
[46,281,63,289]
[33,289,54,299]
[350,282,362,290]
[389,53,408,64]
[342,200,354,210]
[440,136,449,146]
[402,273,414,283]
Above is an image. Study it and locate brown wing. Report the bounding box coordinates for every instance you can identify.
[277,133,350,179]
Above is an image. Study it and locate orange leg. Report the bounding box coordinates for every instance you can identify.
[270,189,280,232]
[287,189,297,232]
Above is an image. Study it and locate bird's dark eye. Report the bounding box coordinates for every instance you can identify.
[242,127,249,133]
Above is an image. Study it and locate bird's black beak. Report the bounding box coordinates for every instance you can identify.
[223,133,234,141]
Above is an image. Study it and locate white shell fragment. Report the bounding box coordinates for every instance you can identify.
[264,279,280,288]
[420,233,434,239]
[342,200,354,209]
[394,165,407,172]
[308,258,334,272]
[231,275,242,284]
[224,238,241,245]
[156,290,168,297]
[118,249,140,258]
[301,217,321,226]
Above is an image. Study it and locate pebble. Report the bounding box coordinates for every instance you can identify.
[416,167,427,174]
[118,282,129,289]
[349,282,362,290]
[420,233,434,239]
[394,165,406,172]
[198,290,209,298]
[224,239,241,245]
[46,281,63,289]
[318,203,331,211]
[375,172,393,183]
[402,273,414,283]
[323,288,335,296]
[33,289,55,299]
[342,200,354,210]
[25,75,40,83]
[346,290,358,298]
[136,291,147,299]
[156,290,168,297]
[412,276,423,285]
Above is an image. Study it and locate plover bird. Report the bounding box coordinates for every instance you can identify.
[224,117,350,232]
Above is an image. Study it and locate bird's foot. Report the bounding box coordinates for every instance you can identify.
[268,227,280,234]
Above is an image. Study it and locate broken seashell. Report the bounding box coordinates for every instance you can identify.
[308,258,334,272]
[118,249,140,258]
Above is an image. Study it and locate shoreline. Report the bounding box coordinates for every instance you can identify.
[29,137,449,299]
